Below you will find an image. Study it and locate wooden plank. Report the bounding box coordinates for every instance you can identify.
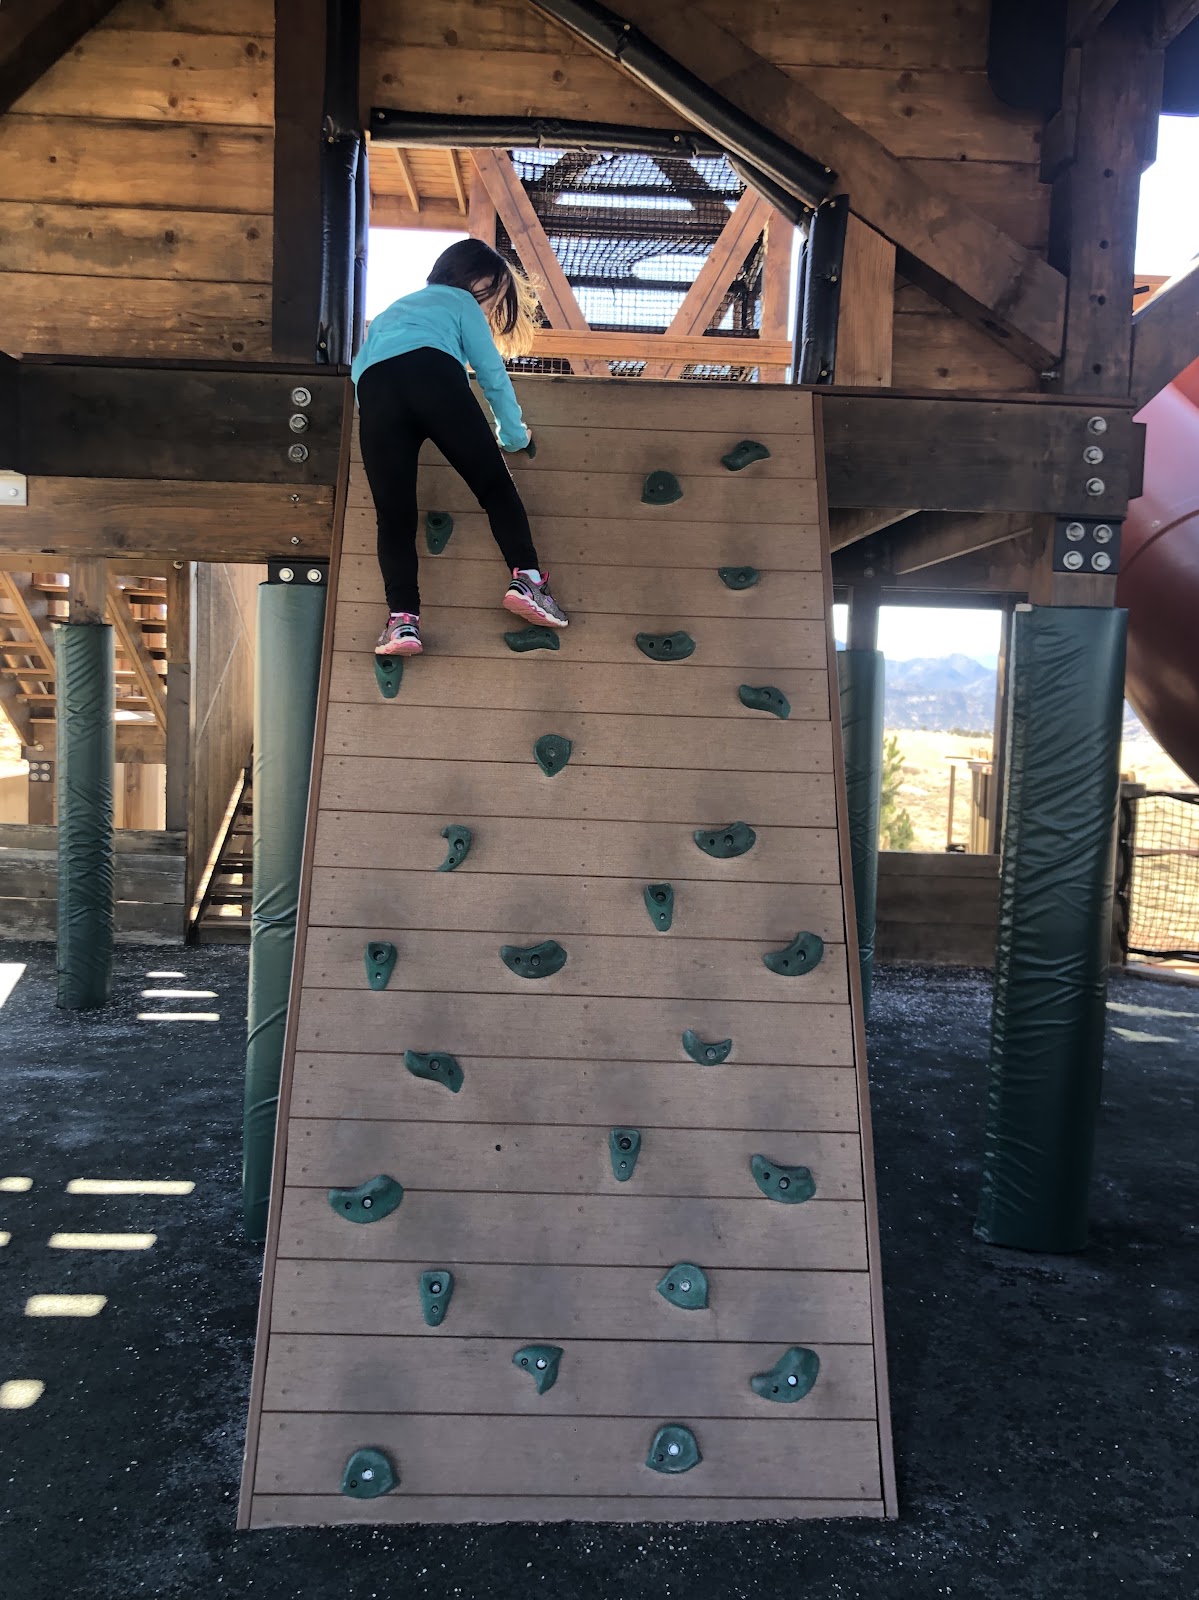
[906,158,1050,252]
[0,841,184,900]
[68,557,106,623]
[510,376,815,436]
[326,704,834,774]
[891,298,1038,394]
[1066,0,1122,43]
[103,0,274,31]
[0,480,334,563]
[278,1187,867,1268]
[263,1335,878,1419]
[448,149,468,216]
[0,2,121,116]
[0,893,185,942]
[369,194,473,232]
[588,0,1066,366]
[392,147,421,212]
[1131,257,1199,406]
[470,149,607,379]
[641,189,773,380]
[291,1052,860,1132]
[877,918,996,966]
[528,328,792,367]
[164,560,191,837]
[319,754,836,828]
[836,216,894,388]
[303,927,850,1005]
[297,989,854,1067]
[0,115,272,210]
[290,1119,862,1197]
[1151,2,1199,45]
[250,1493,884,1526]
[272,0,324,361]
[467,157,497,247]
[878,850,1001,878]
[889,512,1031,574]
[0,201,271,283]
[758,209,794,380]
[107,576,166,731]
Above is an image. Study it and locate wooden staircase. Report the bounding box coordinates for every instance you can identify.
[191,765,254,944]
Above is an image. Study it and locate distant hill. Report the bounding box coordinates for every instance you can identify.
[883,653,996,733]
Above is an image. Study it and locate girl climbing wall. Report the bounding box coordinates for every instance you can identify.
[351,239,570,656]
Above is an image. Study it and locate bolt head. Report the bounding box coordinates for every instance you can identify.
[306,568,323,583]
[290,535,300,545]
[287,442,309,463]
[288,412,310,433]
[290,386,312,408]
[278,567,295,582]
[1086,477,1105,496]
[1093,524,1114,544]
[1083,444,1104,465]
[1091,550,1113,572]
[1065,522,1086,541]
[1087,416,1108,435]
[1063,549,1084,571]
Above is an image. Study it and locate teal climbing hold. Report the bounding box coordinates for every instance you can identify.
[751,1153,816,1204]
[533,733,572,776]
[504,625,560,653]
[437,824,472,872]
[738,684,791,720]
[635,631,695,662]
[609,1127,642,1182]
[327,1174,404,1223]
[501,939,567,979]
[681,1029,732,1065]
[694,820,756,859]
[419,1269,455,1327]
[374,655,403,699]
[718,566,760,590]
[763,930,825,977]
[656,1263,709,1310]
[513,1344,562,1394]
[641,470,683,506]
[425,510,454,553]
[643,882,674,931]
[364,940,397,991]
[340,1446,397,1499]
[404,1049,464,1094]
[721,439,771,472]
[646,1424,701,1474]
[750,1346,820,1402]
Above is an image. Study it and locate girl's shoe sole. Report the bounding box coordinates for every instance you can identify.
[375,640,423,656]
[503,590,568,628]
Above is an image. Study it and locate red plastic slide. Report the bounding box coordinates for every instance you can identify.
[1118,355,1199,785]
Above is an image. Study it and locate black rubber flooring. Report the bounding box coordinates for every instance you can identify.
[1,941,1195,1599]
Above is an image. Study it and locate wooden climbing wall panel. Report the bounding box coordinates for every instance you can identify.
[239,378,895,1526]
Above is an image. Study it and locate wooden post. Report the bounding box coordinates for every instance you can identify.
[271,0,325,360]
[757,209,793,382]
[988,599,1015,854]
[68,558,107,625]
[836,216,895,388]
[165,561,192,848]
[846,584,881,652]
[468,155,497,248]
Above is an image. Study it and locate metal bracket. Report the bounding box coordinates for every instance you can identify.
[1052,516,1121,575]
[267,558,328,585]
[0,470,27,506]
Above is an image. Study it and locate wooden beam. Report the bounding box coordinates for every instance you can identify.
[33,718,163,763]
[758,209,793,382]
[469,150,608,378]
[569,0,1067,367]
[836,216,895,388]
[392,148,421,213]
[0,1,119,116]
[271,0,325,361]
[68,558,107,624]
[107,575,166,733]
[369,194,474,232]
[530,329,791,366]
[164,562,191,836]
[0,674,34,747]
[888,512,1032,575]
[0,569,56,674]
[448,150,468,217]
[468,160,498,248]
[828,508,916,551]
[1066,1,1123,43]
[1151,2,1199,45]
[834,530,1040,596]
[641,189,773,380]
[1130,256,1199,406]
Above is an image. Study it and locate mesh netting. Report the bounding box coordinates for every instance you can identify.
[497,146,768,381]
[1128,791,1199,962]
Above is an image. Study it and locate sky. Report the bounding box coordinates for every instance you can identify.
[365,118,1199,662]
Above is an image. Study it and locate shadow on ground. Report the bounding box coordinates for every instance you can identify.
[1,943,1195,1599]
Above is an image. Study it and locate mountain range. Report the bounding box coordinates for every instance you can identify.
[882,653,996,732]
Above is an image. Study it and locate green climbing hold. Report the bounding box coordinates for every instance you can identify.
[693,820,756,859]
[646,1424,701,1474]
[681,1029,732,1065]
[425,510,454,553]
[738,684,791,720]
[721,439,771,472]
[327,1174,404,1224]
[500,939,567,980]
[437,824,472,872]
[534,733,572,776]
[340,1446,397,1499]
[404,1049,464,1094]
[419,1269,454,1327]
[635,630,695,662]
[750,1345,820,1402]
[504,625,560,653]
[656,1263,709,1311]
[643,882,674,931]
[718,566,760,590]
[609,1127,642,1182]
[641,470,683,506]
[751,1153,816,1204]
[364,940,397,991]
[763,930,825,977]
[513,1344,562,1394]
[374,655,403,699]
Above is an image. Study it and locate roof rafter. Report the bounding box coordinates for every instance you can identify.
[0,1,122,118]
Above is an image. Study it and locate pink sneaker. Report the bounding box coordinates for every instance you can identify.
[503,570,569,628]
[375,612,422,655]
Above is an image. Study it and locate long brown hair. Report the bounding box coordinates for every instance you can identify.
[427,238,538,357]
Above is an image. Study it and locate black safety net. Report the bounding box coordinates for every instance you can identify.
[1127,790,1199,963]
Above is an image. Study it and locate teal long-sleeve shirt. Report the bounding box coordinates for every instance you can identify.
[351,283,530,451]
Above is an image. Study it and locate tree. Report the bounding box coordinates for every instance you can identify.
[880,732,915,851]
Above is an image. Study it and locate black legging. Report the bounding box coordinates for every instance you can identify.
[356,347,539,614]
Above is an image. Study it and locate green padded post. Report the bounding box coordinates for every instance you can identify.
[243,581,326,1243]
[976,606,1126,1253]
[55,622,115,1010]
[837,649,884,1016]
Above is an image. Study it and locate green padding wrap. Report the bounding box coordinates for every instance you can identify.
[976,606,1126,1253]
[837,649,884,1015]
[243,583,326,1242]
[55,623,115,1010]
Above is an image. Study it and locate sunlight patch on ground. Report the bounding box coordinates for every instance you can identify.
[0,1176,33,1192]
[140,989,217,1000]
[145,971,187,979]
[0,1380,45,1409]
[66,1179,195,1196]
[136,1012,220,1022]
[0,963,25,1008]
[1109,999,1197,1021]
[0,1232,10,1247]
[48,1233,157,1251]
[25,1295,107,1317]
[1112,1027,1180,1044]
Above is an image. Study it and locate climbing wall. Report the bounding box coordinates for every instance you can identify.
[238,379,895,1526]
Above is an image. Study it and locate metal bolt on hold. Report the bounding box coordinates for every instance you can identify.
[290,386,312,407]
[1087,416,1108,435]
[1083,444,1104,465]
[1092,550,1113,571]
[288,413,310,433]
[1086,477,1105,496]
[1066,522,1086,541]
[287,443,309,463]
[1093,524,1114,543]
[1063,550,1085,571]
